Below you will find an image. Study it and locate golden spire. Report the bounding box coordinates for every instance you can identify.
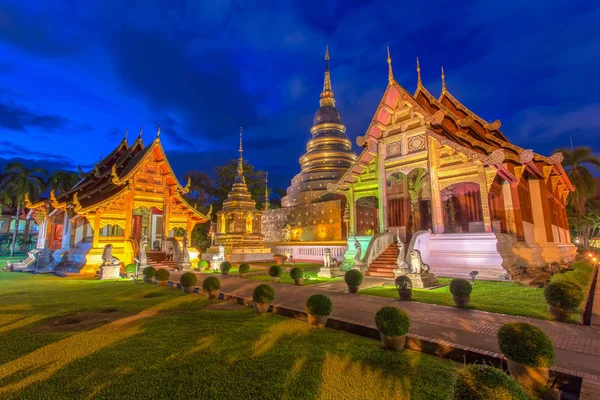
[387,46,394,84]
[156,123,161,140]
[138,126,143,139]
[319,45,335,107]
[441,66,447,93]
[237,127,244,176]
[124,129,128,142]
[264,171,269,210]
[416,57,422,88]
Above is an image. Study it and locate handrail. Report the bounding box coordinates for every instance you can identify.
[363,232,395,266]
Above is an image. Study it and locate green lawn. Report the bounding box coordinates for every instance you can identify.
[359,278,570,321]
[0,255,27,269]
[248,269,342,286]
[0,272,457,399]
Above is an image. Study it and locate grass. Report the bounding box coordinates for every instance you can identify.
[248,269,342,286]
[0,272,457,399]
[0,255,27,269]
[359,278,567,321]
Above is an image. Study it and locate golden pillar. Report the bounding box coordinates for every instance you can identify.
[92,209,102,248]
[427,136,444,234]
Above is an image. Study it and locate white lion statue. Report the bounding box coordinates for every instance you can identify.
[409,249,429,274]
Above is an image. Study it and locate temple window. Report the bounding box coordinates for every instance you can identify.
[442,182,484,233]
[488,178,507,233]
[100,224,124,237]
[517,180,534,224]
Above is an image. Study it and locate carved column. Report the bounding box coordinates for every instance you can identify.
[92,209,102,248]
[529,179,552,243]
[163,188,172,238]
[124,191,134,239]
[348,187,356,236]
[376,145,388,233]
[478,167,493,233]
[61,211,72,249]
[36,217,47,249]
[186,214,193,241]
[427,136,444,234]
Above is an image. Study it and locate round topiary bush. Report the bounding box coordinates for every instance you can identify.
[306,294,332,316]
[544,280,584,311]
[142,266,156,277]
[450,278,472,297]
[155,268,170,281]
[253,284,275,304]
[497,322,555,368]
[290,267,304,280]
[452,364,530,400]
[125,263,137,275]
[268,265,283,278]
[238,263,250,273]
[344,269,364,287]
[375,306,410,337]
[180,272,198,287]
[202,276,220,292]
[395,275,413,290]
[198,260,209,270]
[220,261,232,274]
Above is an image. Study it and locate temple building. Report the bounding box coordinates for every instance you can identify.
[26,128,210,272]
[262,48,360,261]
[203,130,272,262]
[328,50,575,279]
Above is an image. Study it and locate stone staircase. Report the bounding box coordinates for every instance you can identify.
[366,244,398,278]
[147,251,177,270]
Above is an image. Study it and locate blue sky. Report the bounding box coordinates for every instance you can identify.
[0,0,598,190]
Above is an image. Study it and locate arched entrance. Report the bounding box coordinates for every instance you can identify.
[355,195,378,236]
[387,168,431,242]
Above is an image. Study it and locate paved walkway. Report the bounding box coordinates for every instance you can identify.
[169,270,600,380]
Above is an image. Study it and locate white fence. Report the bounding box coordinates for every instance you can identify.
[270,245,347,262]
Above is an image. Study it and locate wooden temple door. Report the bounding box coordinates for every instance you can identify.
[132,215,142,244]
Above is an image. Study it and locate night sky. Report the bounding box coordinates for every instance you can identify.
[0,1,598,190]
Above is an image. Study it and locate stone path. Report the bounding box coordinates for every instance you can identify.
[169,270,600,381]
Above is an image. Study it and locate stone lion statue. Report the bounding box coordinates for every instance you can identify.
[139,234,148,267]
[354,238,362,264]
[409,249,429,274]
[323,248,339,268]
[101,244,120,266]
[212,245,225,261]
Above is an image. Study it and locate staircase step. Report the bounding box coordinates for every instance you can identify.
[366,271,395,278]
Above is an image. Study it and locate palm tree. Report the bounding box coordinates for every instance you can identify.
[0,163,48,256]
[558,147,600,215]
[47,170,79,195]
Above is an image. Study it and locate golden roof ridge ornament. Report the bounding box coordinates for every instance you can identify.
[441,66,447,94]
[123,129,128,142]
[24,192,32,208]
[387,46,394,84]
[155,123,161,141]
[319,45,335,107]
[111,164,125,186]
[50,189,60,208]
[182,176,191,194]
[138,126,143,140]
[73,192,82,212]
[416,57,422,88]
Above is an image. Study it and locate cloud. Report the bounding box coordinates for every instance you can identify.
[0,99,91,133]
[0,141,77,167]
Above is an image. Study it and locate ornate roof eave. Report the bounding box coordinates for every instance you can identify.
[73,186,130,214]
[438,89,508,142]
[24,193,47,210]
[174,192,211,221]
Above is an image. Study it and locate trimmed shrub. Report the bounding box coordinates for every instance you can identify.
[544,280,584,311]
[220,261,232,274]
[253,284,275,304]
[124,263,137,275]
[395,275,412,290]
[375,306,410,336]
[180,272,198,287]
[497,322,555,368]
[290,267,304,280]
[452,364,530,400]
[552,261,593,287]
[344,269,364,287]
[155,268,170,281]
[142,266,156,278]
[198,260,209,269]
[450,278,472,297]
[306,294,332,316]
[202,276,220,292]
[273,253,286,257]
[268,265,283,278]
[239,263,250,273]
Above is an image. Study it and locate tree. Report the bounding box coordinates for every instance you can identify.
[0,163,48,256]
[569,205,600,250]
[47,170,79,195]
[182,170,214,210]
[558,146,600,215]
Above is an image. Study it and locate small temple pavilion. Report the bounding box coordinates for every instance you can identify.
[262,48,359,262]
[26,128,210,272]
[205,130,272,262]
[328,50,576,279]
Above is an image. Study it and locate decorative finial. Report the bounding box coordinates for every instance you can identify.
[416,57,422,88]
[387,46,394,84]
[319,46,335,107]
[156,123,161,140]
[264,171,269,210]
[124,129,128,142]
[237,127,244,175]
[138,126,143,139]
[441,66,447,93]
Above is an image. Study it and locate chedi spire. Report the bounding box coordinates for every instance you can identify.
[320,45,335,107]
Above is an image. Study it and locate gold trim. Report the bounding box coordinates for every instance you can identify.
[309,123,346,134]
